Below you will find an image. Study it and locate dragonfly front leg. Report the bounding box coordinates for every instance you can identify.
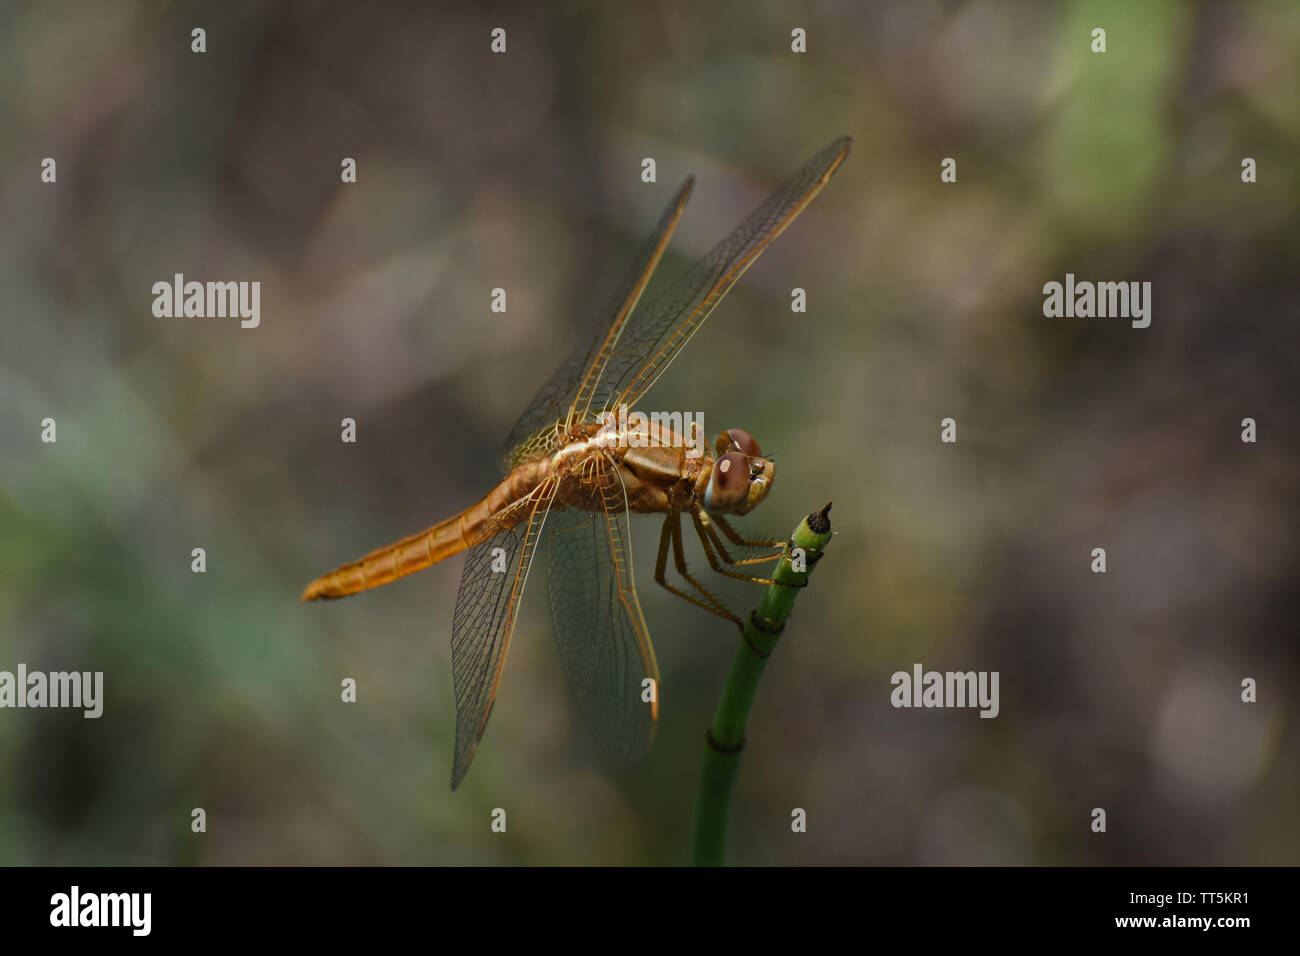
[700,515,784,568]
[712,515,785,551]
[692,510,796,588]
[654,512,741,628]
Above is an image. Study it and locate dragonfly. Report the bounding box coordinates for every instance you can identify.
[302,136,851,789]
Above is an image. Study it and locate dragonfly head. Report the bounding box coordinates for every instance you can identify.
[704,429,775,515]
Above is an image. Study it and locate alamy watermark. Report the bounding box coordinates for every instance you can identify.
[1043,273,1151,328]
[0,664,103,718]
[152,273,260,328]
[50,886,150,936]
[595,405,706,458]
[891,663,999,718]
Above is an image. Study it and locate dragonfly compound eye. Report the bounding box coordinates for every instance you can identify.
[704,452,750,513]
[714,428,761,458]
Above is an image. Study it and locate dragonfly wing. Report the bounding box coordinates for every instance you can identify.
[546,463,660,766]
[449,480,557,789]
[592,136,852,413]
[498,178,694,470]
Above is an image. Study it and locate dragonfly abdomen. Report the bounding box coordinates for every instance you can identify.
[300,463,546,601]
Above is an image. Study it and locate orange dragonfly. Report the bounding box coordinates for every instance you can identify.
[303,136,851,788]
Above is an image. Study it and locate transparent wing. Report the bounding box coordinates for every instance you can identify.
[449,480,557,790]
[546,463,660,766]
[498,178,694,470]
[591,136,852,414]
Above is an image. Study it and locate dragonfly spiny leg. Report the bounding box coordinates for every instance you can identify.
[653,512,741,628]
[692,511,798,589]
[712,515,785,550]
[698,514,783,568]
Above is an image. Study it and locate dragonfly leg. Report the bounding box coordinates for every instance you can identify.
[654,513,742,627]
[699,515,784,568]
[713,515,785,550]
[692,510,798,589]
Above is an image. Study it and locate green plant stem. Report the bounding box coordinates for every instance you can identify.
[690,503,833,866]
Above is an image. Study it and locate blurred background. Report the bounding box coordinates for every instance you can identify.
[1,0,1296,865]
